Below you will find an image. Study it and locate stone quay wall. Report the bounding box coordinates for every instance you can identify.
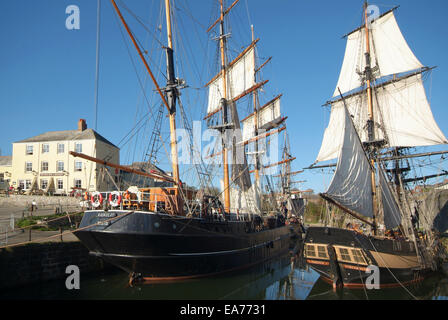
[0,195,81,210]
[0,241,110,290]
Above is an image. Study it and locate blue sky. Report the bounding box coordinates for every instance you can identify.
[0,0,447,193]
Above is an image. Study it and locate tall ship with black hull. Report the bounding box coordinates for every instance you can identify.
[72,0,296,282]
[304,2,448,289]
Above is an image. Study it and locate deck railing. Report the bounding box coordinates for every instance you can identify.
[81,190,266,222]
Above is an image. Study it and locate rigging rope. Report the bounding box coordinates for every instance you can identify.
[117,0,165,48]
[359,235,420,300]
[94,0,101,131]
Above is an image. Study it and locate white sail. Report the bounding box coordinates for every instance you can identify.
[207,47,256,114]
[242,96,281,141]
[317,74,447,162]
[378,167,402,230]
[242,115,255,143]
[325,106,374,218]
[335,11,423,96]
[316,100,347,162]
[375,75,447,147]
[259,98,281,129]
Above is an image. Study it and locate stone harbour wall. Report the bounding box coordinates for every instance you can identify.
[0,195,80,209]
[0,241,110,290]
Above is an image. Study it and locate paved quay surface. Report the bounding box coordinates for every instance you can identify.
[0,195,81,246]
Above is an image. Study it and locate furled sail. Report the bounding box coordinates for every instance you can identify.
[324,105,374,218]
[241,95,282,141]
[316,74,448,162]
[207,46,256,115]
[378,167,402,230]
[335,11,423,96]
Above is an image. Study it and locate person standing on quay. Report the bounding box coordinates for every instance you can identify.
[31,200,38,215]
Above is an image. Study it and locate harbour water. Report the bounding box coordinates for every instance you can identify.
[1,254,447,300]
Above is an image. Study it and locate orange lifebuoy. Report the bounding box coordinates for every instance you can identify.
[91,192,103,208]
[109,191,122,207]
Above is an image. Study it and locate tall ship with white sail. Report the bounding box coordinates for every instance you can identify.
[304,2,448,289]
[72,0,299,282]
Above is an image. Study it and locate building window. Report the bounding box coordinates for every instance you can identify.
[25,180,31,190]
[41,161,49,172]
[42,143,49,153]
[57,143,65,154]
[57,179,64,190]
[26,145,33,155]
[0,173,4,183]
[75,143,82,153]
[74,179,82,188]
[57,161,64,172]
[40,179,48,190]
[74,161,82,172]
[25,162,33,172]
[18,180,25,189]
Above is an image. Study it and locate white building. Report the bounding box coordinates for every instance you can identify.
[435,179,448,190]
[11,119,119,194]
[0,156,12,190]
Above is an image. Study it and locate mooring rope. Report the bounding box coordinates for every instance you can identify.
[364,235,419,300]
[356,259,369,300]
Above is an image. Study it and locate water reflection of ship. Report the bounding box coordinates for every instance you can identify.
[128,254,293,299]
[305,269,446,300]
[431,278,448,300]
[128,254,326,300]
[269,264,320,300]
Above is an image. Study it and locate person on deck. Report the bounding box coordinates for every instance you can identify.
[412,207,420,230]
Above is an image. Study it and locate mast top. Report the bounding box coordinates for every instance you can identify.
[165,0,173,49]
[342,6,400,39]
[207,0,241,32]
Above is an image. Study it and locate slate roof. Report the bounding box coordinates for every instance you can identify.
[15,129,118,149]
[126,161,168,175]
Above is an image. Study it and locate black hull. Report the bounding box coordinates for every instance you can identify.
[74,210,291,279]
[304,227,431,289]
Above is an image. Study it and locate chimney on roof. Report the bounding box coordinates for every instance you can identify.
[78,119,87,131]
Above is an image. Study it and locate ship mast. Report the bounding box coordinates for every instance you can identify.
[251,25,260,187]
[311,1,447,241]
[206,0,284,213]
[110,0,181,187]
[363,1,379,234]
[164,0,180,186]
[219,0,231,213]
